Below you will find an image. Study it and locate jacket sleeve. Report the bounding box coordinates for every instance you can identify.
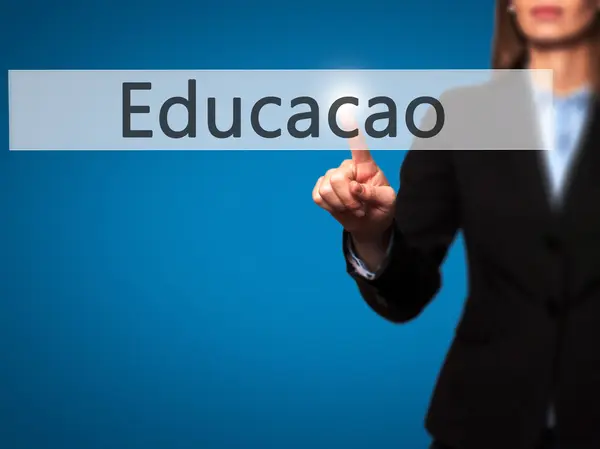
[345,147,460,323]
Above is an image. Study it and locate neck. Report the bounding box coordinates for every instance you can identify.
[528,42,593,95]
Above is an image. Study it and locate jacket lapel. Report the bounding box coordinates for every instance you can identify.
[561,96,600,214]
[506,89,600,219]
[504,77,556,220]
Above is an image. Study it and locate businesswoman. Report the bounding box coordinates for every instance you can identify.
[313,1,600,448]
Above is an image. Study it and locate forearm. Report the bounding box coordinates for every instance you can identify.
[349,227,394,273]
[345,226,443,323]
[344,147,459,323]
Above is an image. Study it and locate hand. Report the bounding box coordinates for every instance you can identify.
[312,127,396,244]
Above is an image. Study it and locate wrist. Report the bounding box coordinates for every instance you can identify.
[351,225,393,251]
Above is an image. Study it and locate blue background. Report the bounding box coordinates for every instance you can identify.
[1,1,492,448]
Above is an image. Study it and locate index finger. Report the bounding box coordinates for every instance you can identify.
[343,115,373,164]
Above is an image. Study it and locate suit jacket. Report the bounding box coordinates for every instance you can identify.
[343,77,600,449]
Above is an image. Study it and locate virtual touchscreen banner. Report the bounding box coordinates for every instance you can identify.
[8,69,552,151]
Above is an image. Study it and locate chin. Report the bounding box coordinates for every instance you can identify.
[529,35,570,44]
[527,30,589,49]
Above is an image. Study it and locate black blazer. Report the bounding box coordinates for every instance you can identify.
[344,79,600,449]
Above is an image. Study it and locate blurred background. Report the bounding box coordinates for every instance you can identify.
[1,1,491,448]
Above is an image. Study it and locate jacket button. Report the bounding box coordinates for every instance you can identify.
[543,233,561,251]
[547,298,560,317]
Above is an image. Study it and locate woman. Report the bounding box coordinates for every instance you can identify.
[313,1,600,449]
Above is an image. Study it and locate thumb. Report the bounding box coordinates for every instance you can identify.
[351,182,395,207]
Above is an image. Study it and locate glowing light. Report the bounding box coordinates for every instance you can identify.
[326,82,364,130]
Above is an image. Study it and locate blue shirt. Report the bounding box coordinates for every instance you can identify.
[536,86,592,201]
